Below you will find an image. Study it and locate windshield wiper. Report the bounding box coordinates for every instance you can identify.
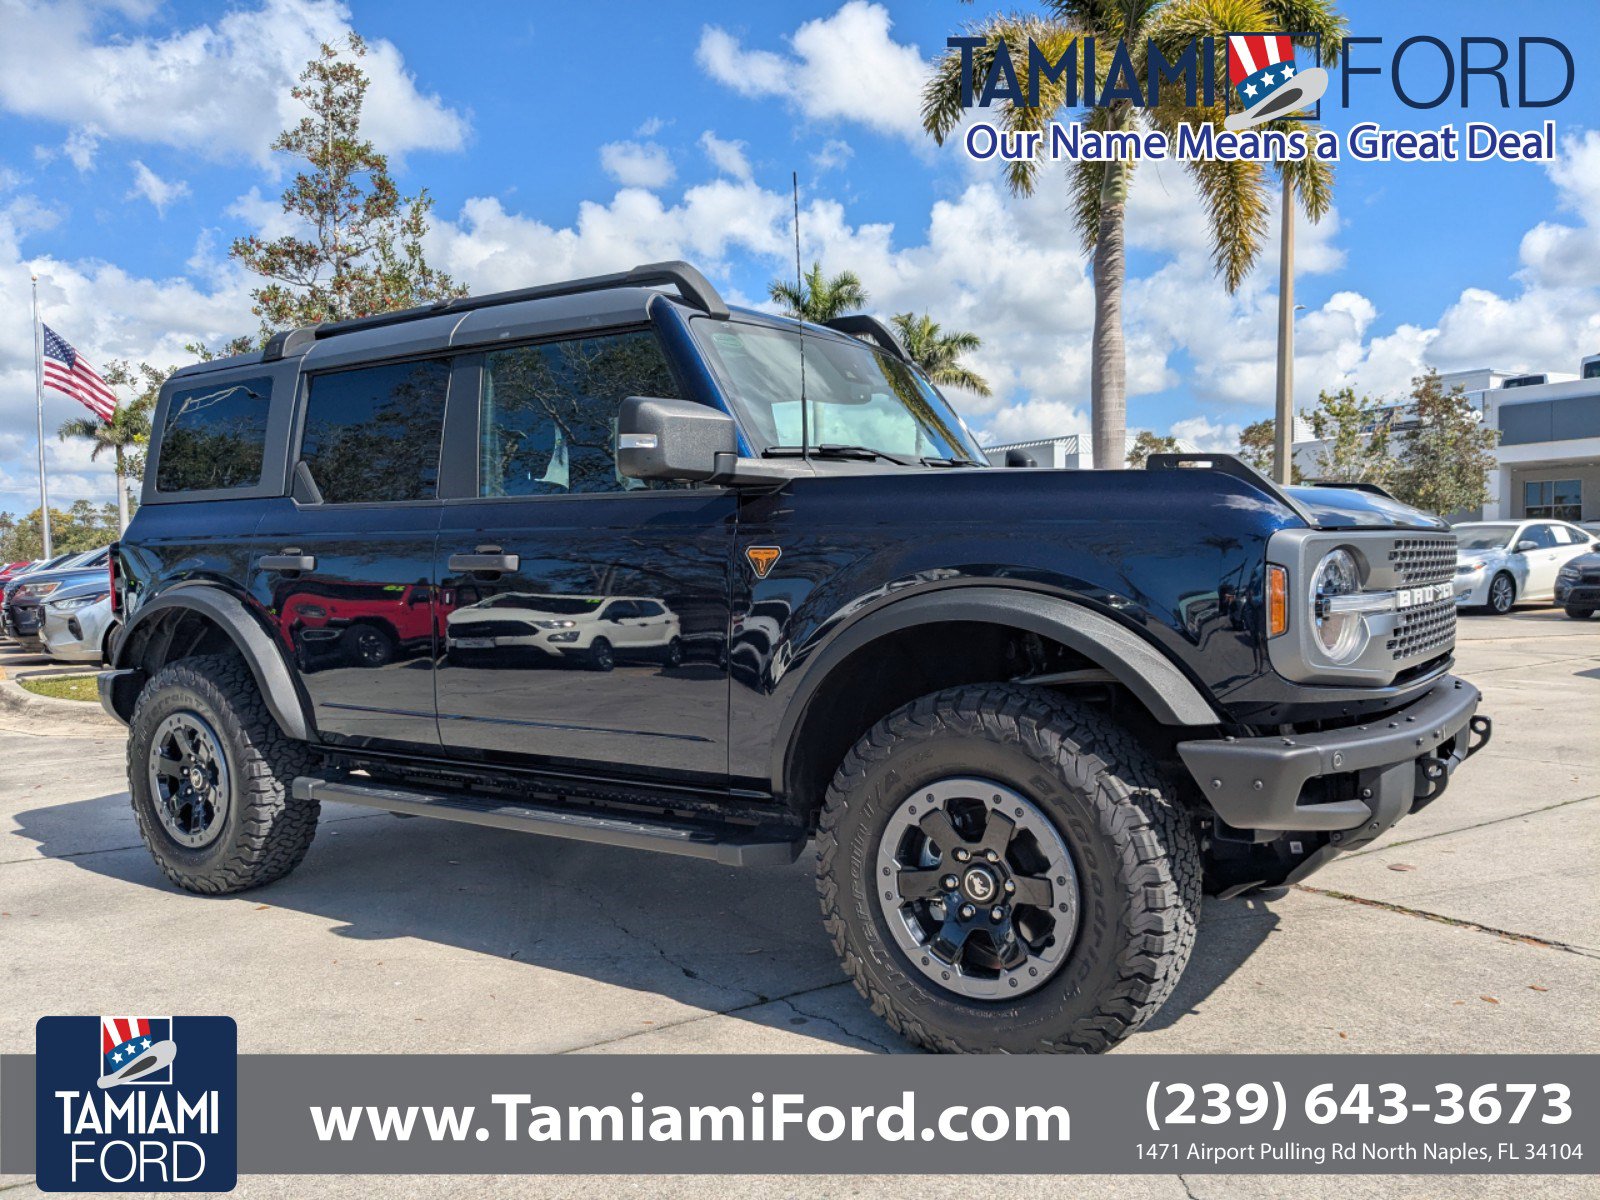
[920,455,978,468]
[763,444,911,465]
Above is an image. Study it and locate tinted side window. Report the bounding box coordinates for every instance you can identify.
[156,376,272,493]
[301,360,450,504]
[479,331,681,497]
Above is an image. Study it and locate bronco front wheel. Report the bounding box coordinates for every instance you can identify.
[816,685,1200,1054]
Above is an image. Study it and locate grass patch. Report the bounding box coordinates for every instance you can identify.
[19,674,99,702]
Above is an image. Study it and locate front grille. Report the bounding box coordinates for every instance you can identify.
[1388,537,1456,586]
[450,620,534,638]
[1387,595,1456,660]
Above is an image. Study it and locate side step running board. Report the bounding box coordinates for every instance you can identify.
[292,776,804,867]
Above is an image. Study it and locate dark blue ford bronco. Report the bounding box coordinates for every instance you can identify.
[102,262,1491,1053]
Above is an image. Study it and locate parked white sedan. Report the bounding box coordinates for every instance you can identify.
[40,581,116,663]
[1454,520,1600,613]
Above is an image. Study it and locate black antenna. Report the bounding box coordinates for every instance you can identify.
[793,171,809,463]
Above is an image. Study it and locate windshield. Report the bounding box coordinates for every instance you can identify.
[691,320,987,464]
[1454,525,1515,551]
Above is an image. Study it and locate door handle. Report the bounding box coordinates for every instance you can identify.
[449,549,520,574]
[259,551,316,572]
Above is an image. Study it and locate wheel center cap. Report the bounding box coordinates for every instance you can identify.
[186,767,206,790]
[962,866,998,903]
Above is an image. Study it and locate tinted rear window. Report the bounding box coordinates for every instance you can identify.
[301,359,450,504]
[156,376,272,493]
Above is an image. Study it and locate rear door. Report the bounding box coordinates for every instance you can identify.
[432,327,735,783]
[250,357,451,752]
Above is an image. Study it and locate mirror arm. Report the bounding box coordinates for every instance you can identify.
[705,452,794,490]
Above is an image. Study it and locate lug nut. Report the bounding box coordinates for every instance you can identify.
[959,904,975,920]
[953,848,970,862]
[990,906,1006,922]
[1003,879,1015,894]
[942,875,959,891]
[984,849,999,863]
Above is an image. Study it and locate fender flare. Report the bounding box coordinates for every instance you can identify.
[114,586,314,741]
[773,585,1221,788]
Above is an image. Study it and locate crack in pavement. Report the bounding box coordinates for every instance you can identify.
[1293,884,1600,959]
[561,978,864,1054]
[780,992,898,1054]
[1342,792,1599,858]
[1176,1174,1202,1200]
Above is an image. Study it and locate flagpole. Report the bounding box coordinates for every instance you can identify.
[31,273,53,559]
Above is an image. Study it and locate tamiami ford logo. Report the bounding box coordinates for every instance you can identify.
[35,1016,237,1192]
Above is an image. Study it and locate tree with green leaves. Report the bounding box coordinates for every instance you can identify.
[1304,386,1391,487]
[1389,371,1500,518]
[1125,429,1177,468]
[1238,416,1302,481]
[923,1,1346,469]
[57,360,166,532]
[230,34,464,336]
[769,262,868,323]
[889,312,992,396]
[2,501,121,560]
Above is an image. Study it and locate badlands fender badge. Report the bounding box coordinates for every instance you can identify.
[745,546,782,579]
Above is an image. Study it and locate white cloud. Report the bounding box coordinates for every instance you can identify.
[0,0,469,165]
[699,131,752,182]
[698,2,928,143]
[127,161,190,216]
[598,141,675,190]
[811,138,854,172]
[63,125,101,172]
[1170,415,1243,451]
[635,116,667,138]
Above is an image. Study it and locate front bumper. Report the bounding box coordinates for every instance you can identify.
[1179,676,1489,877]
[1555,577,1600,608]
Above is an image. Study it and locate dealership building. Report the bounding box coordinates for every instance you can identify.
[1291,356,1600,522]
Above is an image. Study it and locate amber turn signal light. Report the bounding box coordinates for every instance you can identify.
[1266,564,1289,638]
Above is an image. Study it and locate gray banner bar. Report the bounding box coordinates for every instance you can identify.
[5,1054,1595,1175]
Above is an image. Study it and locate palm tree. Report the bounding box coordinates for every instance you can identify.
[890,312,992,396]
[924,1,1345,468]
[58,360,162,532]
[769,261,868,322]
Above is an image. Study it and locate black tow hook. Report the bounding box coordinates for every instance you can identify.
[1465,714,1493,757]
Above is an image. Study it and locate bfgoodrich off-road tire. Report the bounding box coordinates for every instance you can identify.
[817,685,1200,1054]
[128,654,320,895]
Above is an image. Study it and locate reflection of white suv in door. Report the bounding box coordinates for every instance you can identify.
[446,594,682,671]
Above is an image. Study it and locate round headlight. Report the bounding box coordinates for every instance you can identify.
[1311,548,1367,664]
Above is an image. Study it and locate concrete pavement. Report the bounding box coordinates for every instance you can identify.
[1,607,1595,1197]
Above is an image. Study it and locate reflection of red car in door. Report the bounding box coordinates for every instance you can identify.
[275,580,433,669]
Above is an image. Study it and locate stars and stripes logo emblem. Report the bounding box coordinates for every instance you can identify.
[98,1015,178,1088]
[42,324,118,420]
[1223,33,1329,131]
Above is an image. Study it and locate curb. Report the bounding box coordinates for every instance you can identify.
[0,675,121,728]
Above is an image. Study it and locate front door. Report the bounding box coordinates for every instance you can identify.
[432,328,734,783]
[1519,522,1564,599]
[250,357,452,752]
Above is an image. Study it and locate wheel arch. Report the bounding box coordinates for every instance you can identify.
[772,586,1220,817]
[109,585,315,740]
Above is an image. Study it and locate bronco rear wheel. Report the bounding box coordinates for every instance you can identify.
[128,654,320,894]
[817,685,1200,1054]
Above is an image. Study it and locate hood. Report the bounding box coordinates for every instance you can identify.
[46,577,112,604]
[1283,485,1449,531]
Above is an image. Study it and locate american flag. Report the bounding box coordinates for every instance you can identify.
[42,324,117,420]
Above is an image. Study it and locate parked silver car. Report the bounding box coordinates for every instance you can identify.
[1453,519,1600,613]
[39,579,115,664]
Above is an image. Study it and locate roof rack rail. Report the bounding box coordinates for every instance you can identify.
[822,315,911,364]
[1144,452,1316,526]
[310,260,729,341]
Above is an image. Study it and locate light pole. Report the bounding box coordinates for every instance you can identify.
[1272,179,1295,486]
[31,272,53,558]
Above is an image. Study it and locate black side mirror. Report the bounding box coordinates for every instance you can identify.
[1004,449,1037,468]
[617,397,737,483]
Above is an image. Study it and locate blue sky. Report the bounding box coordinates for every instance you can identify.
[2,0,1598,512]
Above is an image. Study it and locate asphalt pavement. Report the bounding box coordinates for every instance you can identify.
[1,607,1595,1198]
